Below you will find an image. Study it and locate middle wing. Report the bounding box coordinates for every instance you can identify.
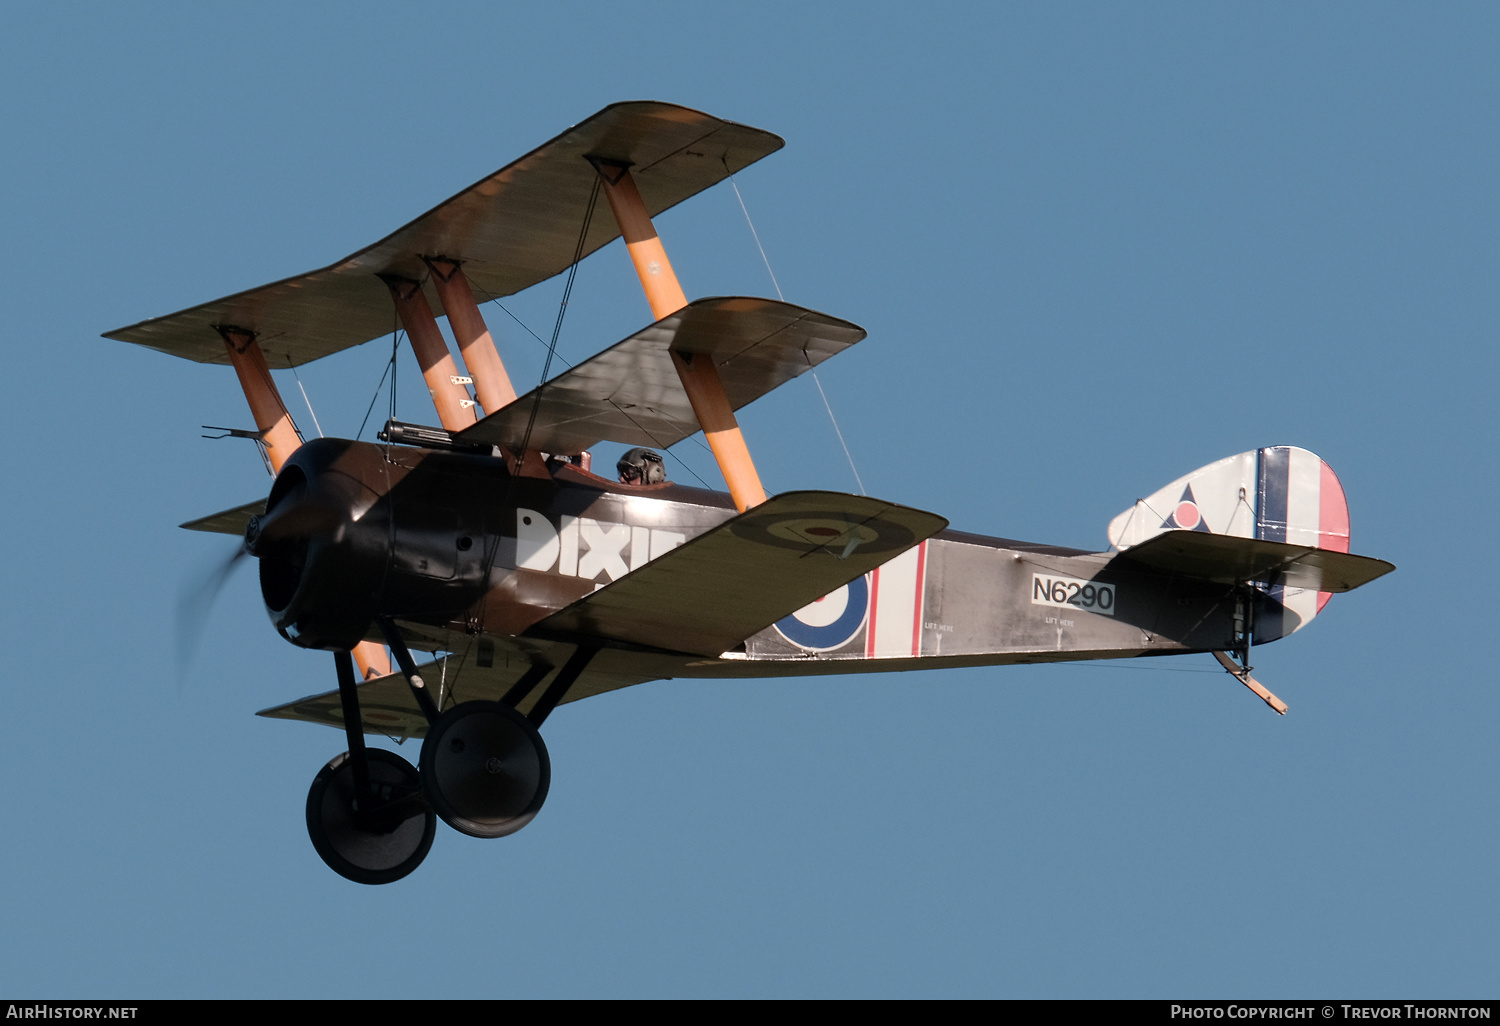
[458,296,864,454]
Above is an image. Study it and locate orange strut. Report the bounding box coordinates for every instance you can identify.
[218,326,304,471]
[596,165,768,512]
[217,327,392,680]
[669,349,768,512]
[383,276,479,432]
[424,258,518,416]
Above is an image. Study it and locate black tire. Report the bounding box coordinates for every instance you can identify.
[306,748,435,885]
[419,701,550,838]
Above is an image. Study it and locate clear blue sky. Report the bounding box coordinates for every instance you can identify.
[2,2,1495,998]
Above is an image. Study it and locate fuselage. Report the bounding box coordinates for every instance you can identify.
[253,437,1270,680]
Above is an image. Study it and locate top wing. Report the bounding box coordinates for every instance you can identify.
[103,101,783,368]
[531,490,949,657]
[1117,530,1394,592]
[457,297,865,453]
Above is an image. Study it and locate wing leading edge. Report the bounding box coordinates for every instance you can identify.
[104,101,783,368]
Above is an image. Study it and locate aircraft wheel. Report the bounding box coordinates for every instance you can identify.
[420,701,550,838]
[306,748,435,885]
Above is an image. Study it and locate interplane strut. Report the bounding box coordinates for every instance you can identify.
[215,326,393,681]
[593,159,769,512]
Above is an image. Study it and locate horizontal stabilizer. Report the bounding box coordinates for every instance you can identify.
[1117,530,1394,592]
[459,297,864,453]
[1109,445,1374,636]
[180,499,264,535]
[104,101,783,368]
[530,491,948,657]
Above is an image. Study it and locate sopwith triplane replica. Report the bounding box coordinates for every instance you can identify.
[106,102,1393,883]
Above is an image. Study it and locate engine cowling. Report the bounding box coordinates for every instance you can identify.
[246,438,490,651]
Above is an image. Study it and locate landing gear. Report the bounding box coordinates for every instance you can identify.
[1216,585,1290,715]
[306,748,435,884]
[302,640,595,880]
[420,701,550,838]
[1212,650,1289,715]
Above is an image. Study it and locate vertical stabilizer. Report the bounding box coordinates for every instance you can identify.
[1108,446,1352,638]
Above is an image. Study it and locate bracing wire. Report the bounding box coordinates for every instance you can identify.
[478,294,576,371]
[517,175,602,460]
[356,322,402,441]
[470,284,717,488]
[289,363,324,438]
[725,166,867,495]
[388,322,399,425]
[1071,660,1222,676]
[808,366,866,496]
[604,402,715,490]
[355,355,394,441]
[727,174,785,302]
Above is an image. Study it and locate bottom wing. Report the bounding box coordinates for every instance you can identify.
[180,499,264,535]
[257,491,948,735]
[257,635,661,740]
[530,490,949,657]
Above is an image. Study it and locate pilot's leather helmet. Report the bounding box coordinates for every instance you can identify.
[617,447,665,485]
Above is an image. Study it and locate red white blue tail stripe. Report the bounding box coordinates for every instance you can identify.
[1108,446,1351,636]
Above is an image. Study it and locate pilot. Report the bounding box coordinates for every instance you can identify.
[617,447,665,486]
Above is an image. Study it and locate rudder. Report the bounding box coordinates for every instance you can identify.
[1108,446,1352,638]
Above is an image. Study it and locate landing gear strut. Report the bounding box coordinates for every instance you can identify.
[303,639,597,880]
[1214,586,1288,715]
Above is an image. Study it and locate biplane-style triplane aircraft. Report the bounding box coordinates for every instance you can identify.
[107,102,1394,883]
